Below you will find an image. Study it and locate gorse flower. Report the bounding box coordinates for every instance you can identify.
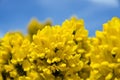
[0,17,120,80]
[29,17,91,80]
[27,18,52,41]
[90,17,120,80]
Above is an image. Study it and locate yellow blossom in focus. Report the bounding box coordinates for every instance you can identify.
[90,17,120,80]
[0,17,120,79]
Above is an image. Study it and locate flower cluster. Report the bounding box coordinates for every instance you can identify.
[90,17,120,80]
[0,17,120,80]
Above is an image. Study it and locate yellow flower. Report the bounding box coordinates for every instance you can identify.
[90,17,120,79]
[27,71,42,80]
[4,64,14,72]
[9,69,17,78]
[11,48,26,63]
[18,76,31,80]
[1,17,120,79]
[22,59,31,71]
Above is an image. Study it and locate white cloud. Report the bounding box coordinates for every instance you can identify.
[90,0,119,7]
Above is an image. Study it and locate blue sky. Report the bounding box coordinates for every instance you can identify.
[0,0,120,37]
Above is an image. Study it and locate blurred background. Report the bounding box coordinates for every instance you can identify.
[0,0,120,37]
